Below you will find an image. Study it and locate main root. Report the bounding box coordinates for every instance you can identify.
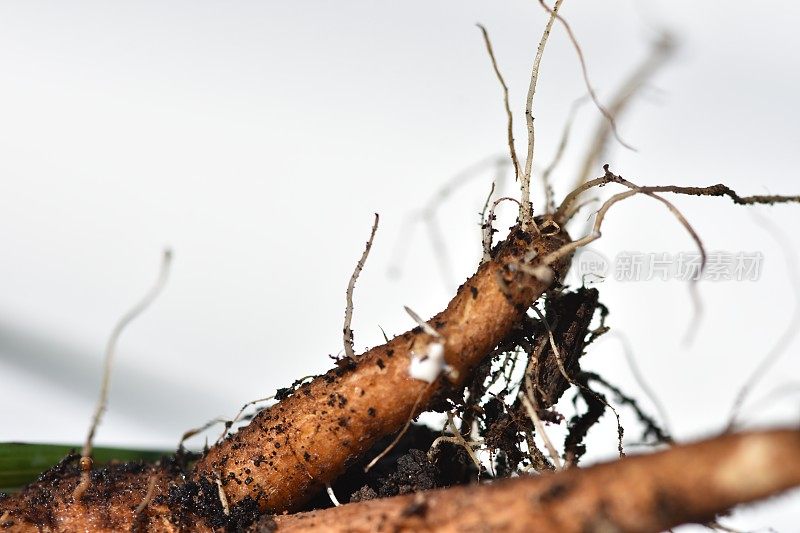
[193,221,572,513]
[1,220,573,531]
[4,5,800,532]
[271,429,800,533]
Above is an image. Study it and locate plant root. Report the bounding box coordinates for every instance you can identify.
[571,33,675,190]
[271,429,800,533]
[556,167,800,223]
[519,392,563,469]
[343,213,380,361]
[477,24,520,181]
[388,155,511,290]
[537,0,634,152]
[726,212,800,430]
[541,95,588,212]
[74,249,172,502]
[520,0,564,230]
[192,222,573,513]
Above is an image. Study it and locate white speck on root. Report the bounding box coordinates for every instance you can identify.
[409,341,450,383]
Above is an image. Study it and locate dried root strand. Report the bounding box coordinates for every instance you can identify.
[537,0,634,152]
[546,167,723,276]
[74,249,172,502]
[605,332,673,436]
[344,213,380,362]
[541,96,588,212]
[564,374,607,467]
[557,167,800,223]
[131,474,158,530]
[547,167,800,336]
[649,183,800,206]
[478,24,520,180]
[583,371,672,445]
[389,155,509,289]
[571,33,675,190]
[554,166,800,344]
[479,181,497,260]
[726,213,800,430]
[364,384,431,473]
[519,392,563,469]
[175,417,227,450]
[272,429,800,533]
[481,196,521,264]
[520,0,565,230]
[428,412,485,477]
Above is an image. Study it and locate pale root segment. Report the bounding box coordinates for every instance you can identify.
[193,224,573,513]
[273,429,800,533]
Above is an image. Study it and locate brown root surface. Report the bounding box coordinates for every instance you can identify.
[0,221,572,531]
[193,222,572,513]
[0,455,223,532]
[271,429,800,533]
[3,429,798,532]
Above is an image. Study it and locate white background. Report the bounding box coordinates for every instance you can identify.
[1,1,798,530]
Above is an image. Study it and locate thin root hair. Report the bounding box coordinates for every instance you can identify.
[343,213,380,361]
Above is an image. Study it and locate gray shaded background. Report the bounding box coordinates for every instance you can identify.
[1,1,798,529]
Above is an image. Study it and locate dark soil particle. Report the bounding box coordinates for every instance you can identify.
[376,449,438,498]
[538,481,573,503]
[482,397,525,473]
[349,485,378,503]
[167,477,265,532]
[35,451,81,487]
[301,424,476,512]
[274,387,293,401]
[274,377,318,402]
